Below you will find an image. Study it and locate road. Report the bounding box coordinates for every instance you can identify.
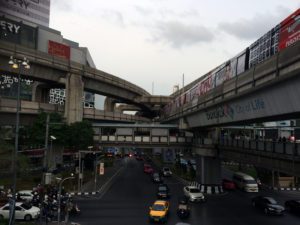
[70,157,300,225]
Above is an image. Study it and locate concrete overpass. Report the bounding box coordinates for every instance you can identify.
[0,98,151,125]
[0,40,170,123]
[163,41,300,128]
[157,41,300,190]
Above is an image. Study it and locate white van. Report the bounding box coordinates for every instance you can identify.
[232,172,258,192]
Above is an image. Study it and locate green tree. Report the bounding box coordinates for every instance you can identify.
[65,120,94,150]
[23,110,67,147]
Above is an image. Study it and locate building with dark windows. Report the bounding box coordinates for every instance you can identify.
[0,0,50,27]
[0,2,97,108]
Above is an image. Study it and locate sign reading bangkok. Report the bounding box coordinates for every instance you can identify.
[206,98,265,120]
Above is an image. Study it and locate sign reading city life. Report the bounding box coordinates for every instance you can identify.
[187,72,300,127]
[99,163,104,175]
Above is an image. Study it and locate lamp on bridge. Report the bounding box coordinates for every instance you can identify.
[8,56,30,225]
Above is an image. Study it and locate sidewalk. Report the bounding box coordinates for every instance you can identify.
[81,162,122,193]
[39,159,124,225]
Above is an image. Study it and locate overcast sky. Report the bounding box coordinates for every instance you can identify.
[50,0,300,96]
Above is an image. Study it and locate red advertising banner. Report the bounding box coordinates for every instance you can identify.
[48,40,70,59]
[279,8,300,50]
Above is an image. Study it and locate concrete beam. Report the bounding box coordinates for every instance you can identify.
[220,146,300,176]
[165,41,300,127]
[134,95,172,105]
[115,104,141,113]
[64,73,83,124]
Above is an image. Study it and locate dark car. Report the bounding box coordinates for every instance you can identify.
[0,198,8,207]
[188,159,196,171]
[136,155,142,160]
[157,184,170,199]
[285,200,300,215]
[222,179,235,190]
[162,167,172,177]
[176,197,190,219]
[252,196,285,215]
[152,172,163,183]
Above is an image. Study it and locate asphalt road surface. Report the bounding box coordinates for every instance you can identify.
[70,157,300,225]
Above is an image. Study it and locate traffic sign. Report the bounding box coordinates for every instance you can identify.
[108,148,118,153]
[99,162,104,175]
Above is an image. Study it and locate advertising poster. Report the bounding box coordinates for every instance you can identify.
[279,8,300,50]
[48,40,70,60]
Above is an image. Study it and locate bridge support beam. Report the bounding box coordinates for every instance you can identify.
[31,82,50,103]
[65,73,83,124]
[196,155,221,184]
[104,97,118,112]
[47,143,63,170]
[193,128,222,193]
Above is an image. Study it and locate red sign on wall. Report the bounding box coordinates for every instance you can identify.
[48,40,70,59]
[279,8,300,50]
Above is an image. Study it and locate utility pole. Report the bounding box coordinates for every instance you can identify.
[42,114,50,184]
[152,81,154,95]
[182,73,185,94]
[8,56,30,225]
[40,114,49,224]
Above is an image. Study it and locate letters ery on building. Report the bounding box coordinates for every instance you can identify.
[0,17,37,48]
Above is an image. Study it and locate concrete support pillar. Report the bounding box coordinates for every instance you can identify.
[196,155,221,185]
[64,73,83,124]
[47,143,63,169]
[31,82,50,103]
[104,97,119,112]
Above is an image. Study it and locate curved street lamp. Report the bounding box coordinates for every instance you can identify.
[8,56,30,225]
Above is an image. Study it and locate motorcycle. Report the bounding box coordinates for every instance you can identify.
[176,197,190,219]
[256,178,262,190]
[69,203,81,216]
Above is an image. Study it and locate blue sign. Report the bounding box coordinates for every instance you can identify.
[108,149,118,153]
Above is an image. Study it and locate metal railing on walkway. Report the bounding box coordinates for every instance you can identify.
[218,138,299,156]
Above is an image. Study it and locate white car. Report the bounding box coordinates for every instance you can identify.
[183,186,205,202]
[0,202,40,221]
[17,190,34,201]
[162,167,172,176]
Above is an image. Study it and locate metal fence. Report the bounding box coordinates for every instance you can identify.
[218,139,299,156]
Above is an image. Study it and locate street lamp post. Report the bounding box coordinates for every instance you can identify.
[57,174,74,225]
[77,150,102,192]
[8,56,30,225]
[50,135,56,169]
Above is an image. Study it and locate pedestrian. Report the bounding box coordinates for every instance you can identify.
[282,136,286,143]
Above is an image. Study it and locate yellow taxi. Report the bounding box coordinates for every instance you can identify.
[149,200,169,223]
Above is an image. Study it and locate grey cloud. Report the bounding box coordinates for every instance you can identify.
[51,0,75,12]
[134,6,154,16]
[152,21,214,48]
[100,10,125,27]
[218,7,293,40]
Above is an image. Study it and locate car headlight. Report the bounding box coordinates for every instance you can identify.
[268,207,275,211]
